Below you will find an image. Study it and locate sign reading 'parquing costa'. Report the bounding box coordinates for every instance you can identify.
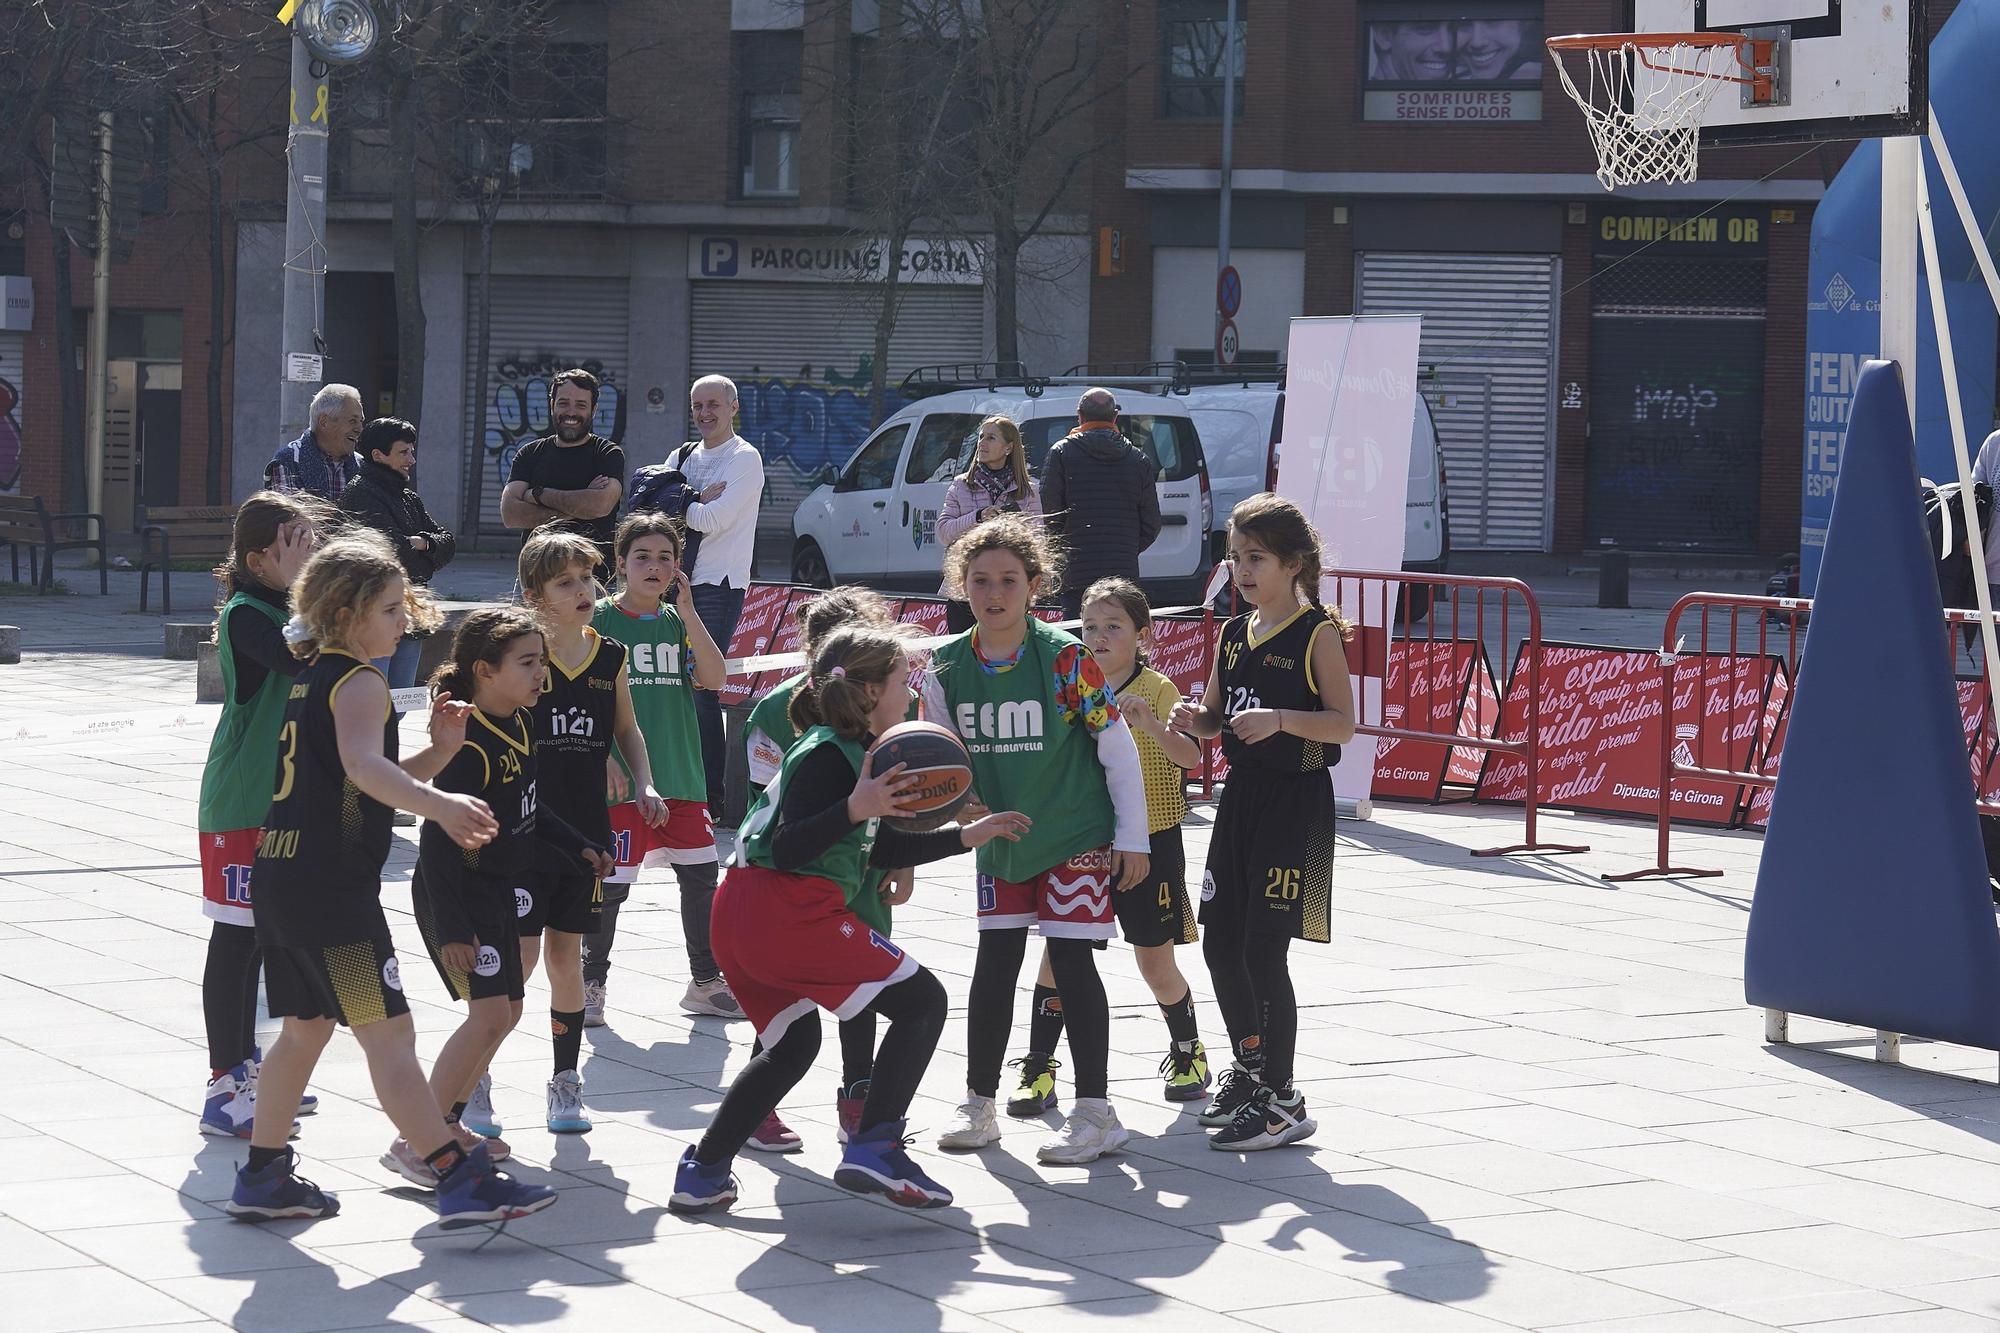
[692,235,982,285]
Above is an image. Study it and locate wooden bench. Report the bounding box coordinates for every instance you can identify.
[137,504,235,614]
[0,494,108,595]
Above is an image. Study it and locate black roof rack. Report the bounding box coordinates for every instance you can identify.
[1180,363,1288,389]
[899,362,1049,399]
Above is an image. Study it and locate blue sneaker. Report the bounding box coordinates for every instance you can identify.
[200,1063,257,1138]
[461,1073,501,1138]
[226,1148,339,1221]
[433,1143,558,1230]
[248,1048,317,1116]
[835,1119,954,1209]
[667,1145,739,1214]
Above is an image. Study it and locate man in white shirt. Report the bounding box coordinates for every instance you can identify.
[682,373,766,815]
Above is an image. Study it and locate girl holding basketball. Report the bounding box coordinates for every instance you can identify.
[670,624,1030,1213]
[588,512,729,1027]
[741,584,916,1148]
[922,515,1153,1165]
[1005,576,1211,1118]
[1169,494,1354,1151]
[198,491,329,1139]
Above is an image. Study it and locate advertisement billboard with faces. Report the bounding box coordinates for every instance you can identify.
[1363,4,1544,122]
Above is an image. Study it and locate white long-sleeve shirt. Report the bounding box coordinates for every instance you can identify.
[1972,430,2000,591]
[678,435,764,587]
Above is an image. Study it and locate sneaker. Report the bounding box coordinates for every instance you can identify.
[380,1137,439,1190]
[835,1078,870,1145]
[453,1123,510,1163]
[745,1110,803,1153]
[667,1145,740,1214]
[835,1118,953,1208]
[434,1143,558,1230]
[545,1070,592,1134]
[227,1148,340,1221]
[1161,1040,1212,1103]
[935,1094,1000,1151]
[1004,1054,1060,1118]
[681,976,743,1019]
[462,1073,501,1138]
[583,981,608,1028]
[247,1048,318,1116]
[1196,1062,1264,1128]
[200,1064,257,1138]
[1036,1099,1131,1165]
[1210,1086,1317,1152]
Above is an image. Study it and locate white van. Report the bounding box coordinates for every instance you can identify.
[791,367,1215,605]
[1182,372,1450,614]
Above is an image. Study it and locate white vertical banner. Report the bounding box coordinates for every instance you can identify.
[1276,315,1422,813]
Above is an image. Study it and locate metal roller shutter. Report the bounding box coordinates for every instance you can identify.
[463,275,631,540]
[1358,252,1558,551]
[690,282,984,569]
[1587,258,1767,553]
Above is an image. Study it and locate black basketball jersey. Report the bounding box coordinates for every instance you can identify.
[1216,606,1342,775]
[252,652,398,948]
[422,707,540,887]
[532,629,625,858]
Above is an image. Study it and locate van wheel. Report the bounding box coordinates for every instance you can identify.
[1395,583,1433,624]
[791,540,832,589]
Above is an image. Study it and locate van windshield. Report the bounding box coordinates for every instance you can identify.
[1018,415,1204,483]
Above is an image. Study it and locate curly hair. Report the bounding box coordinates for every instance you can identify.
[943,511,1063,600]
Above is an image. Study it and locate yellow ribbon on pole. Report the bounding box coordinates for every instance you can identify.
[276,0,300,24]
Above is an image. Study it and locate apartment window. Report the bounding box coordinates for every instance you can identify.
[456,41,611,198]
[328,81,393,198]
[1162,5,1246,118]
[738,31,802,198]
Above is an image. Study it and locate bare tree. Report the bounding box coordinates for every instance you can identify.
[955,0,1120,366]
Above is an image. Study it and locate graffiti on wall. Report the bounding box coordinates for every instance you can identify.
[481,354,627,496]
[730,358,909,565]
[0,377,21,496]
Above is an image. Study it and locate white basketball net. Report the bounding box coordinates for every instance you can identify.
[1551,40,1738,190]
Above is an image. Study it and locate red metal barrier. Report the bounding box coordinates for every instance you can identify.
[1602,592,1806,880]
[1326,568,1590,858]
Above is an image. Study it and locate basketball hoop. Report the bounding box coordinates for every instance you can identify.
[1547,33,1780,190]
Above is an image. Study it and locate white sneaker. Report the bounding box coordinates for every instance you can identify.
[1037,1099,1130,1164]
[681,976,743,1019]
[935,1094,1000,1151]
[461,1072,501,1138]
[546,1069,592,1134]
[583,981,607,1028]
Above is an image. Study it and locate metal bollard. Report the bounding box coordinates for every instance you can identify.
[0,625,18,665]
[1598,549,1630,609]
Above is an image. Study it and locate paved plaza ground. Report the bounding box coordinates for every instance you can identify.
[8,564,2000,1332]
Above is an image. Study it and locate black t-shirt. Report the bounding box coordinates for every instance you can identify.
[1217,607,1342,775]
[508,433,626,557]
[251,653,398,948]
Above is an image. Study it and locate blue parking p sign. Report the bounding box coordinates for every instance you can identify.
[701,239,739,277]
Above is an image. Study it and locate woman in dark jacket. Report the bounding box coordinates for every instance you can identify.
[338,416,457,690]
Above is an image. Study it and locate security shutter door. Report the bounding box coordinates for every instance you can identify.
[1358,252,1558,551]
[689,283,984,569]
[1587,258,1766,552]
[463,275,631,540]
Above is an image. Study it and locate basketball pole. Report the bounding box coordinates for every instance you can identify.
[1881,137,1920,431]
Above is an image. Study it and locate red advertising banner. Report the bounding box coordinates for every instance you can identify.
[1152,615,1226,788]
[720,582,795,706]
[1475,642,1780,827]
[1372,639,1499,803]
[1738,666,1792,830]
[1448,650,1502,790]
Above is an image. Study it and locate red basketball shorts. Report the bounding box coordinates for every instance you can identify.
[976,846,1117,940]
[710,863,919,1046]
[606,798,716,883]
[200,828,261,928]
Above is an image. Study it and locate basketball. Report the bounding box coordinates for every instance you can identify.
[866,720,975,833]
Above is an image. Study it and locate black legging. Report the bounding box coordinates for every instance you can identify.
[751,1011,878,1087]
[584,862,721,988]
[966,929,1109,1100]
[696,968,946,1164]
[203,921,261,1072]
[1203,917,1298,1092]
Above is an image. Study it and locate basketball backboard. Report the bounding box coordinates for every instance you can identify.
[1632,0,1927,145]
